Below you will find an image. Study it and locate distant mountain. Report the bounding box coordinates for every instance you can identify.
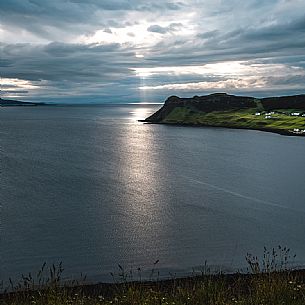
[142,93,305,136]
[0,98,45,106]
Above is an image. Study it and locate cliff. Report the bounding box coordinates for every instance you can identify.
[143,93,305,136]
[145,93,305,123]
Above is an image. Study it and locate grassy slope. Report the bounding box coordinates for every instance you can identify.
[2,271,305,305]
[162,107,305,134]
[1,248,305,305]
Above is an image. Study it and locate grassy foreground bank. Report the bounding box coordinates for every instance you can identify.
[1,248,305,305]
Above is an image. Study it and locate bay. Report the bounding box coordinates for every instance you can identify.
[1,104,305,283]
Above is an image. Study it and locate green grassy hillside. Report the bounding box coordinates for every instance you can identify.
[163,107,305,134]
[144,94,305,136]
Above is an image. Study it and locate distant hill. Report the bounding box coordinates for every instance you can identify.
[142,93,305,136]
[0,98,45,106]
[261,95,305,110]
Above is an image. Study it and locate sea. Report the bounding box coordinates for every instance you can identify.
[1,104,305,284]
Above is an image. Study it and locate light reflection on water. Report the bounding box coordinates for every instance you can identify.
[128,107,154,121]
[118,124,169,263]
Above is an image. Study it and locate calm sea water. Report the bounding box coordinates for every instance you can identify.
[1,104,305,283]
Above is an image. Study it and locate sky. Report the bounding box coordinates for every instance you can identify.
[0,0,305,103]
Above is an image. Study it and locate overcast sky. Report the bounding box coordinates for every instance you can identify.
[1,0,305,103]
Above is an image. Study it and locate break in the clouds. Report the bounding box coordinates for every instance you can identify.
[0,0,305,102]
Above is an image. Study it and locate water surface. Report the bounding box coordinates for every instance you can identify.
[1,104,305,283]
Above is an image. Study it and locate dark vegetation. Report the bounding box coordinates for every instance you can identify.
[2,247,305,304]
[261,95,305,111]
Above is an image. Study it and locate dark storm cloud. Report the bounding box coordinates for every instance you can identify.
[1,90,29,94]
[0,41,145,101]
[145,14,305,67]
[224,16,305,51]
[1,0,305,101]
[0,0,182,14]
[0,42,134,82]
[0,0,183,39]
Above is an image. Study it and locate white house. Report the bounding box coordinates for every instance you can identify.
[291,112,300,116]
[255,112,261,116]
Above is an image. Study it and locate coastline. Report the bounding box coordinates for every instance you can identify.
[0,98,46,107]
[139,120,305,137]
[140,93,305,137]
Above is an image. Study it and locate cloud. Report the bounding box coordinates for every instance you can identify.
[147,23,182,34]
[0,42,143,101]
[139,77,267,91]
[137,62,305,94]
[147,25,169,34]
[0,0,185,42]
[1,0,305,101]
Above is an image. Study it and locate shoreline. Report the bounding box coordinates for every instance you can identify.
[139,120,305,137]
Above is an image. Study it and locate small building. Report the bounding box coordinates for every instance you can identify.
[294,128,300,132]
[291,112,300,116]
[255,112,261,116]
[265,115,272,119]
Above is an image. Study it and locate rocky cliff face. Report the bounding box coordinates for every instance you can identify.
[145,93,256,122]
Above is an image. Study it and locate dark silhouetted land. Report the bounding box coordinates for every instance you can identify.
[0,98,45,107]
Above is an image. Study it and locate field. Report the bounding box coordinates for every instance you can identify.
[162,107,305,135]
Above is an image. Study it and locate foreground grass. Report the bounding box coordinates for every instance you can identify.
[2,271,305,305]
[1,248,305,305]
[162,107,305,134]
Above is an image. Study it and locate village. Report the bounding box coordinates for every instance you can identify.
[253,110,305,134]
